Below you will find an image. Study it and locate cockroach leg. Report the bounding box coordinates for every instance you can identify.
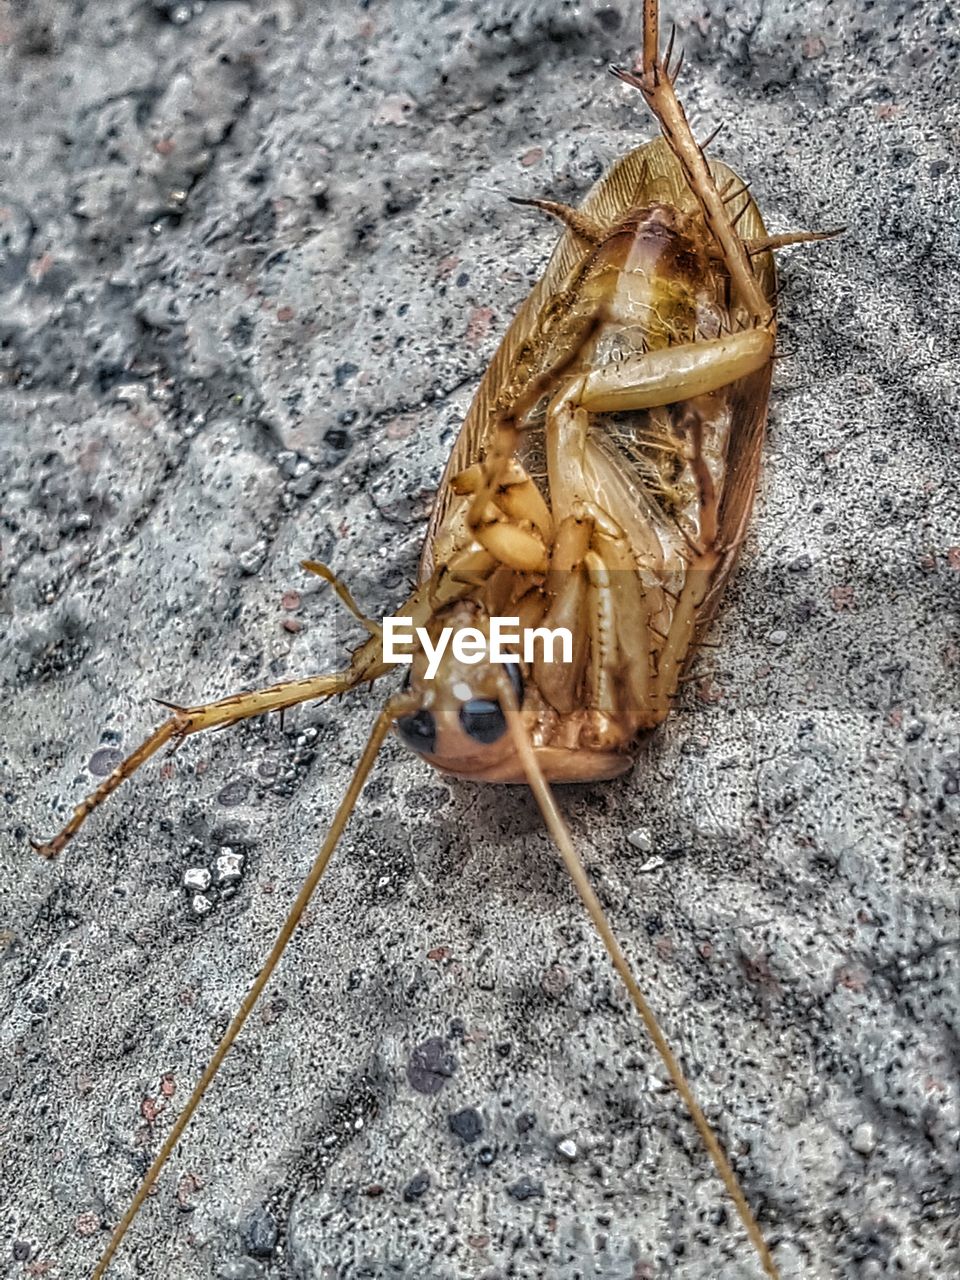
[301,559,383,637]
[641,0,659,73]
[468,311,608,527]
[745,228,846,255]
[32,638,390,858]
[452,458,555,541]
[583,548,621,732]
[588,519,655,720]
[612,11,774,331]
[532,514,593,714]
[453,457,555,571]
[649,456,720,717]
[88,694,413,1280]
[472,518,548,574]
[577,329,774,413]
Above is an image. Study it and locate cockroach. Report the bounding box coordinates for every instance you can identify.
[33,2,838,1276]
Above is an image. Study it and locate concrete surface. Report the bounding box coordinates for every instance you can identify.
[2,1,958,1277]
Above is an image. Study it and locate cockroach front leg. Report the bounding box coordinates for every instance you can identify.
[466,310,609,533]
[32,638,389,857]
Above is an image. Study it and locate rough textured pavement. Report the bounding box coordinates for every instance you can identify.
[2,1,958,1278]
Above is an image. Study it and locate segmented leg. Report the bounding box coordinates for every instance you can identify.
[508,195,607,245]
[577,328,773,411]
[33,552,500,857]
[32,639,388,858]
[534,513,592,714]
[584,505,654,725]
[466,310,607,531]
[646,404,720,717]
[301,560,383,636]
[612,4,773,331]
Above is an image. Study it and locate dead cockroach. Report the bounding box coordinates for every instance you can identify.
[34,2,838,1276]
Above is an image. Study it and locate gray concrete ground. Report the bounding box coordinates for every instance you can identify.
[1,1,958,1277]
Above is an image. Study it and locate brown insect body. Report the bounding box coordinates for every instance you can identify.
[415,137,776,784]
[33,7,837,1275]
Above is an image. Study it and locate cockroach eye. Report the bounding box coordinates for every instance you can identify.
[458,663,524,745]
[459,699,507,745]
[396,708,437,755]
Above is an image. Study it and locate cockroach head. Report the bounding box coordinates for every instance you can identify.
[393,600,526,770]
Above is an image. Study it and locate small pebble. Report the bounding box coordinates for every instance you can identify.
[516,1111,536,1135]
[767,628,788,646]
[851,1122,877,1155]
[290,469,320,498]
[627,828,653,853]
[242,1206,277,1258]
[215,848,245,885]
[238,541,268,575]
[217,778,250,807]
[449,1107,483,1144]
[183,866,211,892]
[191,893,213,916]
[556,1137,578,1161]
[540,963,570,997]
[402,1170,430,1202]
[406,1038,457,1096]
[507,1176,544,1201]
[89,747,123,777]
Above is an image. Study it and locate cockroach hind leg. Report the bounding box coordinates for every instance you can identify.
[617,0,775,332]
